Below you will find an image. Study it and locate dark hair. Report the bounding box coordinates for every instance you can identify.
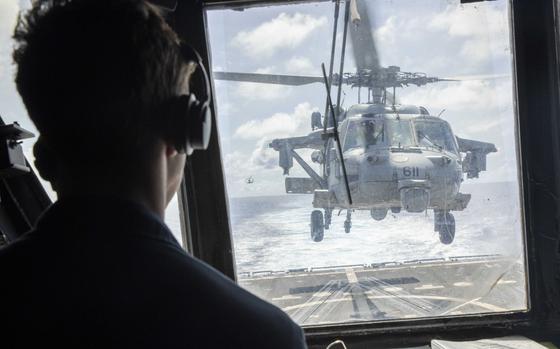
[13,0,191,170]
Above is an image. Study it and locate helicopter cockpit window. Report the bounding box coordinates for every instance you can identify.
[343,119,384,151]
[206,0,527,328]
[414,120,458,154]
[386,119,415,148]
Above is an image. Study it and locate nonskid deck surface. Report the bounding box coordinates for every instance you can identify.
[239,256,526,326]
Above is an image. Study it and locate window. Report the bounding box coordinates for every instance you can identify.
[206,0,526,327]
[343,119,385,151]
[0,1,184,245]
[386,119,415,148]
[414,119,459,154]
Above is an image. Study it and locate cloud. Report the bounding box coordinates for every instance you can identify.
[428,4,510,63]
[374,16,400,47]
[233,102,317,140]
[465,118,502,134]
[232,13,327,57]
[429,5,506,38]
[0,1,18,40]
[233,102,320,174]
[0,0,19,80]
[284,56,317,75]
[399,79,513,112]
[370,3,510,73]
[250,138,277,169]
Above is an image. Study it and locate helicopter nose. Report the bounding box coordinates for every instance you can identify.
[399,181,430,213]
[366,154,379,164]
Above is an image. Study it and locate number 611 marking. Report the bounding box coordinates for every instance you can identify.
[403,166,420,177]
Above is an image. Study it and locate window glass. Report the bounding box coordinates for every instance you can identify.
[343,119,385,151]
[208,0,526,326]
[414,120,458,154]
[387,119,414,147]
[0,1,184,245]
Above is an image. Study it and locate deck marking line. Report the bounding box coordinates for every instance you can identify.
[272,294,302,301]
[497,280,517,285]
[345,268,359,284]
[414,284,445,290]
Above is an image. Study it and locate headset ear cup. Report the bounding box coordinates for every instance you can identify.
[198,101,211,150]
[184,93,211,153]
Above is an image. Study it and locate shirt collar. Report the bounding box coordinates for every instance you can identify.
[34,195,181,247]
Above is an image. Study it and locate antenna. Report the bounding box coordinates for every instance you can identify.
[322,63,353,206]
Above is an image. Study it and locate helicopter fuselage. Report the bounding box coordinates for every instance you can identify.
[270,103,495,243]
[321,112,467,214]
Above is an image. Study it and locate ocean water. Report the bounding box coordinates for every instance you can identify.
[227,182,525,274]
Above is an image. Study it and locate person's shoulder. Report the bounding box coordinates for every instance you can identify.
[0,231,38,263]
[163,252,306,348]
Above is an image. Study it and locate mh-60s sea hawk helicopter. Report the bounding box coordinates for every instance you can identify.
[213,0,497,244]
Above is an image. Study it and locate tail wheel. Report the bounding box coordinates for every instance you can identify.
[310,210,324,242]
[438,212,455,245]
[344,220,351,234]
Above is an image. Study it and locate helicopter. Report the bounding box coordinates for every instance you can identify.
[213,0,497,244]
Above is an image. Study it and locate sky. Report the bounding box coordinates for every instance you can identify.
[0,0,520,201]
[206,0,519,198]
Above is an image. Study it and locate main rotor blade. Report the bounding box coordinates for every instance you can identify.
[213,71,325,86]
[442,73,510,81]
[348,0,380,72]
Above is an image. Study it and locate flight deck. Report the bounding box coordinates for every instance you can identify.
[239,256,526,326]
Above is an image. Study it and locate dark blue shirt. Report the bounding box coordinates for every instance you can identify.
[0,197,307,348]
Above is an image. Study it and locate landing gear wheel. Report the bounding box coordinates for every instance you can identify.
[370,208,388,221]
[344,210,352,234]
[324,209,332,230]
[436,211,455,245]
[310,210,324,242]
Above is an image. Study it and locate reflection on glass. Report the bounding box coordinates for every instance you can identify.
[207,0,526,326]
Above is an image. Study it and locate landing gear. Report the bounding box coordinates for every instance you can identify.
[434,210,455,245]
[370,208,388,221]
[310,210,324,242]
[324,208,332,230]
[390,207,401,214]
[344,210,352,234]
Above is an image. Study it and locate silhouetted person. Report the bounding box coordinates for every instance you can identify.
[0,1,307,348]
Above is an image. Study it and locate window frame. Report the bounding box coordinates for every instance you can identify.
[171,0,560,347]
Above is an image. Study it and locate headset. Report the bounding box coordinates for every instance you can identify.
[165,43,212,155]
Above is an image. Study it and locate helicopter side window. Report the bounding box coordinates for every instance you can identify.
[342,121,360,151]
